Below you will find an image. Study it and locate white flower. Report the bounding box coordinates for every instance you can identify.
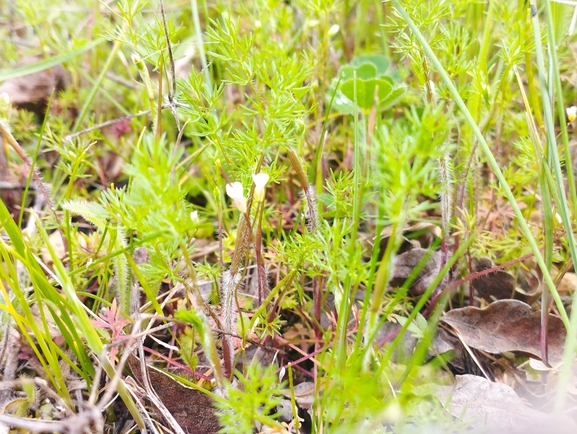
[328,24,340,37]
[190,211,199,223]
[252,173,270,203]
[567,106,577,122]
[226,181,244,200]
[226,182,247,213]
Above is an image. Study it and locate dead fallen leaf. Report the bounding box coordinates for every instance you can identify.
[0,56,70,117]
[390,248,449,295]
[434,375,577,433]
[471,257,516,301]
[441,300,566,365]
[40,231,66,264]
[290,381,314,411]
[40,230,89,266]
[377,320,459,367]
[379,221,441,241]
[174,44,197,79]
[557,272,577,296]
[275,381,315,429]
[377,222,441,259]
[127,354,220,434]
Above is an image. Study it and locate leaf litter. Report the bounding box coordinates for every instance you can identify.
[126,354,221,434]
[441,299,567,365]
[432,375,577,434]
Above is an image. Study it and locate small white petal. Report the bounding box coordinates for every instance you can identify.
[252,173,270,186]
[252,173,270,203]
[328,24,340,37]
[226,182,247,213]
[226,182,244,200]
[190,211,199,223]
[233,197,247,213]
[567,106,577,122]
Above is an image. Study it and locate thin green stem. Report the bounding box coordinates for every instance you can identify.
[191,0,213,97]
[540,0,577,412]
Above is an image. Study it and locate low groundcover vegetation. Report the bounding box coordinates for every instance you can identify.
[1,0,577,433]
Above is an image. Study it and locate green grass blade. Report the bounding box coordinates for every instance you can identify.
[72,40,122,132]
[0,38,106,81]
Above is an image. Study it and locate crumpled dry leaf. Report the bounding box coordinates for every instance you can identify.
[434,375,577,434]
[441,299,566,365]
[127,355,220,434]
[471,257,516,301]
[390,248,449,295]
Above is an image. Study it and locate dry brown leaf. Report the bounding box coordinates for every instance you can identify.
[40,230,88,265]
[557,272,577,296]
[174,45,197,79]
[379,222,441,240]
[471,257,516,301]
[441,300,566,365]
[40,231,66,264]
[376,222,441,259]
[435,374,576,433]
[127,355,220,434]
[290,381,314,410]
[0,56,70,117]
[390,248,448,295]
